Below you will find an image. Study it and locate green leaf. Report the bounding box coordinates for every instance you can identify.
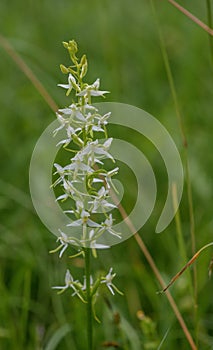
[44,324,71,350]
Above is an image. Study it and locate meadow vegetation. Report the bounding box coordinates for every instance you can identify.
[0,1,212,349]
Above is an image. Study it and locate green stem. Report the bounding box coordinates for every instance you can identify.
[172,184,193,297]
[84,248,93,350]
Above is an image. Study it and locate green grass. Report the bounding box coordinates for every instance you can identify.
[0,0,213,348]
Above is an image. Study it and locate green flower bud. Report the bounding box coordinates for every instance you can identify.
[80,63,88,79]
[80,54,87,66]
[68,40,78,54]
[62,41,69,49]
[60,64,69,74]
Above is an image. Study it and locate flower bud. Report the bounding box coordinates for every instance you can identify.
[80,64,88,79]
[60,64,69,74]
[68,40,78,54]
[62,41,69,49]
[80,54,87,66]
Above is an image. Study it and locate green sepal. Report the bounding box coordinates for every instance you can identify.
[49,244,63,255]
[72,282,87,303]
[91,277,101,297]
[86,174,97,195]
[72,133,84,147]
[92,295,101,323]
[80,54,87,66]
[69,250,84,259]
[80,54,88,78]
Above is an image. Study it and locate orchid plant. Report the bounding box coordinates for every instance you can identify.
[50,40,123,349]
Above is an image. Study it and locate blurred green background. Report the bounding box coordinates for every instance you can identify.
[0,0,213,349]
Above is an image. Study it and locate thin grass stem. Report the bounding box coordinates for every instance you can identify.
[0,34,58,112]
[167,0,213,36]
[20,269,31,349]
[172,183,193,297]
[161,242,213,292]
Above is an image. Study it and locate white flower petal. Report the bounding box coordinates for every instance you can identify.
[58,83,70,89]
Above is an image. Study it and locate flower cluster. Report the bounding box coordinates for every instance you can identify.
[52,267,123,300]
[51,40,122,303]
[51,40,121,250]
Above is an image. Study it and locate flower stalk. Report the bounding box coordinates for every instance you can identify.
[84,248,93,350]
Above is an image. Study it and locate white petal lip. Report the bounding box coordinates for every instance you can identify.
[92,178,104,183]
[91,243,109,249]
[76,112,86,121]
[92,126,104,132]
[55,194,68,201]
[77,90,109,97]
[87,219,101,227]
[103,138,113,148]
[64,210,74,214]
[92,78,100,89]
[56,139,71,146]
[59,244,68,258]
[54,163,64,172]
[58,108,72,115]
[65,269,73,284]
[85,104,98,111]
[90,90,109,96]
[58,83,70,89]
[68,73,76,84]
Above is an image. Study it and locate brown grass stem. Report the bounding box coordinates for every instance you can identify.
[0,34,58,112]
[161,242,213,292]
[167,0,213,36]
